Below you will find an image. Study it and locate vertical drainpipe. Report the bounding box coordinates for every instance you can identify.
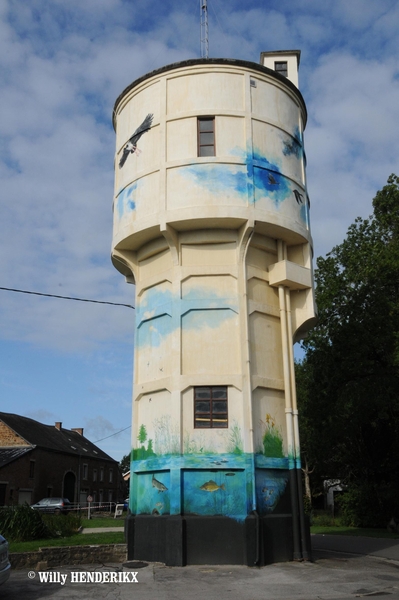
[286,290,310,560]
[277,240,302,560]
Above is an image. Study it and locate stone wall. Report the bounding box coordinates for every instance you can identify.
[10,543,127,569]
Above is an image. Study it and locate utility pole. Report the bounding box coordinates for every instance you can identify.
[200,0,209,59]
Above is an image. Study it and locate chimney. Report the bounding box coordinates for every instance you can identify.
[71,428,84,436]
[55,422,62,430]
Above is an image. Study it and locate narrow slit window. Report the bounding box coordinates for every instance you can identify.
[198,117,215,157]
[194,386,228,428]
[274,61,288,78]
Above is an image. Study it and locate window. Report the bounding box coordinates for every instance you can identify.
[198,117,215,157]
[29,461,35,479]
[93,469,97,482]
[82,464,88,480]
[109,469,113,483]
[100,467,104,482]
[274,61,288,78]
[194,386,228,428]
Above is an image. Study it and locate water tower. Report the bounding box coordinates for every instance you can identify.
[111,52,316,565]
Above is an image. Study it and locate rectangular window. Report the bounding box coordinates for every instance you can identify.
[29,461,35,479]
[93,469,97,482]
[83,464,88,480]
[198,117,215,157]
[109,469,113,483]
[274,61,288,78]
[100,467,104,482]
[194,386,228,428]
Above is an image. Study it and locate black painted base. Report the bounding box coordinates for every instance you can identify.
[125,513,311,566]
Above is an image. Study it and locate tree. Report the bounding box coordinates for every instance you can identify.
[119,453,130,474]
[297,175,399,526]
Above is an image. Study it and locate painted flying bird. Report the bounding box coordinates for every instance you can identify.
[293,189,304,204]
[119,113,154,168]
[268,173,278,185]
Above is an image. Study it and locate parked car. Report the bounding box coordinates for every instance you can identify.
[31,497,71,515]
[0,534,11,586]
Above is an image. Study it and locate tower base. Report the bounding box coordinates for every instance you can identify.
[125,513,311,566]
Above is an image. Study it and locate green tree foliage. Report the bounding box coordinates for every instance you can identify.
[119,452,131,474]
[297,175,399,526]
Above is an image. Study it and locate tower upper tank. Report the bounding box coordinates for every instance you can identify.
[112,57,311,265]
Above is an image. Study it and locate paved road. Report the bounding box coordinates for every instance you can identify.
[2,535,399,600]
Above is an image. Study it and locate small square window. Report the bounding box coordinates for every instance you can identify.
[194,386,228,428]
[274,61,288,78]
[198,117,215,157]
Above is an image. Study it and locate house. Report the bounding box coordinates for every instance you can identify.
[0,412,122,507]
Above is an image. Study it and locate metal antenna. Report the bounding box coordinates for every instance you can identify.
[200,0,209,59]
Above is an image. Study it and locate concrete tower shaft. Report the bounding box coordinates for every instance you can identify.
[112,57,316,565]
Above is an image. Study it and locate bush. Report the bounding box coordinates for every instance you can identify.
[337,484,399,528]
[42,513,81,537]
[311,509,340,527]
[0,505,51,542]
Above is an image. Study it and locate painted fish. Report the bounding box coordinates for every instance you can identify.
[200,480,226,492]
[152,474,168,492]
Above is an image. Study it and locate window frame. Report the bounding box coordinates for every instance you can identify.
[194,386,228,429]
[197,117,216,157]
[274,61,288,78]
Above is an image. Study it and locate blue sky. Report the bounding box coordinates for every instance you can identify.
[1,0,398,461]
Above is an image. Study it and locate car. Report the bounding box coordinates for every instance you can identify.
[30,497,72,515]
[0,534,11,586]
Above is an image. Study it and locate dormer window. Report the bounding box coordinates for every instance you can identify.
[274,61,288,78]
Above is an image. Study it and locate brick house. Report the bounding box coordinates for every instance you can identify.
[0,412,123,507]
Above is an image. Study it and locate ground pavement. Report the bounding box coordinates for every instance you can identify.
[2,533,399,600]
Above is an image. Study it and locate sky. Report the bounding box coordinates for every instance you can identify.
[1,0,398,463]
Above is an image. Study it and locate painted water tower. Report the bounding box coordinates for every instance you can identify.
[111,52,316,566]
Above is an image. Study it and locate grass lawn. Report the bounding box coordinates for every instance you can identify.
[311,526,399,539]
[9,531,125,554]
[81,516,125,528]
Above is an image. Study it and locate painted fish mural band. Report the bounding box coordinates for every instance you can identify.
[200,480,226,492]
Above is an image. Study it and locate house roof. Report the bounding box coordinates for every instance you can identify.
[0,447,32,468]
[0,412,117,463]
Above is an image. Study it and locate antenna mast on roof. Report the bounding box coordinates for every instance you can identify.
[200,0,209,59]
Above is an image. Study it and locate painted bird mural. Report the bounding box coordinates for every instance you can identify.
[293,189,304,204]
[119,113,154,168]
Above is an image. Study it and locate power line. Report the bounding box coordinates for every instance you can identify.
[0,286,135,310]
[94,425,131,443]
